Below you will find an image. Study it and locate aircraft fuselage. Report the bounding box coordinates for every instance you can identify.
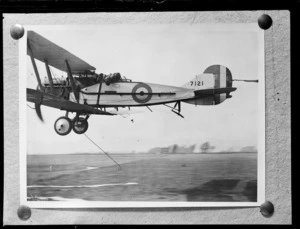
[69,81,195,107]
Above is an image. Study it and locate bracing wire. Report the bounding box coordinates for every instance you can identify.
[83,133,122,170]
[50,67,62,83]
[49,67,66,95]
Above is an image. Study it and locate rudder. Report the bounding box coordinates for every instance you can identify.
[204,65,233,103]
[182,65,234,105]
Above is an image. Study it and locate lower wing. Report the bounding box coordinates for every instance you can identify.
[27,88,114,116]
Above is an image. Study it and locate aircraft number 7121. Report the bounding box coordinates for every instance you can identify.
[190,81,204,86]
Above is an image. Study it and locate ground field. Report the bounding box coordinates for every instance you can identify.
[27,153,257,202]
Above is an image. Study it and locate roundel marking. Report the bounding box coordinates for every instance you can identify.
[132,83,152,103]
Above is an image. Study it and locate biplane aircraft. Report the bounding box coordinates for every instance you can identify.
[26,31,257,136]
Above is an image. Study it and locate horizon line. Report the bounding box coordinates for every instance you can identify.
[27,151,257,156]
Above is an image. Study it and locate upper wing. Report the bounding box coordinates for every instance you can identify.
[27,88,114,115]
[27,31,96,73]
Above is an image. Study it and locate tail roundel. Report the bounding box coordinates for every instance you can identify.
[203,65,232,90]
[182,65,236,105]
[203,65,233,103]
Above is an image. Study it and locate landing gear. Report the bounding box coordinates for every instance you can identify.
[54,113,89,136]
[72,117,89,134]
[54,117,72,136]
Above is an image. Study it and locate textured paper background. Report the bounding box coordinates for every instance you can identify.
[3,11,291,224]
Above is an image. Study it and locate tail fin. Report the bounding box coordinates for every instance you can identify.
[182,65,235,105]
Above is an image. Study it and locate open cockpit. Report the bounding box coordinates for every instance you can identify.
[43,72,132,88]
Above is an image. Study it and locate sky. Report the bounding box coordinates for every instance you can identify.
[24,24,264,154]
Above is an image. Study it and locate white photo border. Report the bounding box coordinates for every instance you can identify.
[20,24,265,208]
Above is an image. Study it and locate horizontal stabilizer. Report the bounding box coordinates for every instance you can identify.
[27,31,96,73]
[27,88,114,115]
[232,79,259,83]
[194,87,237,97]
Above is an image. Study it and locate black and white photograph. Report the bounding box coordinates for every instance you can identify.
[19,23,265,208]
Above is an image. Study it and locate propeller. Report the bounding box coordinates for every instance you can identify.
[35,103,44,122]
[34,86,44,122]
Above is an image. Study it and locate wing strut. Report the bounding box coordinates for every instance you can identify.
[45,60,54,93]
[65,60,79,103]
[27,40,44,91]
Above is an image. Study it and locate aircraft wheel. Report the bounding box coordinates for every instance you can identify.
[54,117,72,136]
[72,117,89,134]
